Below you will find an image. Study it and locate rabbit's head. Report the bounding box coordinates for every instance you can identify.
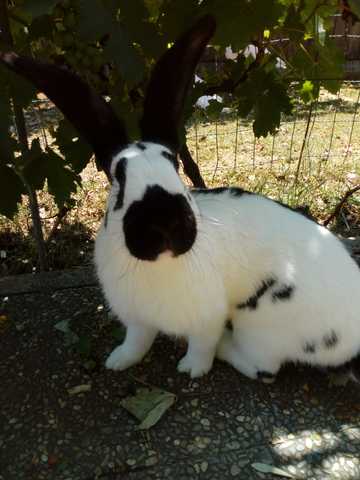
[107,141,198,260]
[1,16,216,261]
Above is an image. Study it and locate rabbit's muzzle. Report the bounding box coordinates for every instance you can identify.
[123,185,197,261]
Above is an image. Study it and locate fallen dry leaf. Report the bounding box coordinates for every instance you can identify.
[251,462,295,478]
[121,387,176,430]
[68,384,92,395]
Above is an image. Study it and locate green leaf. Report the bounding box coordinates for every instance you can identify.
[202,0,284,50]
[23,0,58,19]
[105,24,146,85]
[291,39,344,94]
[160,0,201,41]
[78,0,113,41]
[236,68,292,137]
[0,90,16,164]
[119,0,166,58]
[0,165,24,219]
[251,463,294,478]
[77,0,145,84]
[23,138,47,190]
[28,14,54,41]
[300,80,314,103]
[55,119,93,174]
[281,3,305,41]
[75,336,93,358]
[206,99,223,118]
[349,0,360,19]
[54,319,79,346]
[24,143,81,206]
[45,149,81,208]
[120,387,176,430]
[109,96,141,140]
[254,81,292,136]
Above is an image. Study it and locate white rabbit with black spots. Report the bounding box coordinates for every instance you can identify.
[3,15,360,382]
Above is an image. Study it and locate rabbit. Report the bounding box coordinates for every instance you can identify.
[2,15,360,383]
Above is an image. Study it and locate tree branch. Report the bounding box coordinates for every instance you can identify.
[201,46,265,97]
[323,185,360,227]
[0,0,48,271]
[179,143,206,188]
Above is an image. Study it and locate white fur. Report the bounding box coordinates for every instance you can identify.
[95,142,360,379]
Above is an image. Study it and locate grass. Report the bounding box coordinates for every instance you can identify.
[1,84,360,275]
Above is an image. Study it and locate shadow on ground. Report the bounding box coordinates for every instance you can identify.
[0,220,94,276]
[0,284,360,480]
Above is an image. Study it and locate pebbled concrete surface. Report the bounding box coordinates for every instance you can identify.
[1,279,360,480]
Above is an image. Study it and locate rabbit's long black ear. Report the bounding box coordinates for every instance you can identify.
[140,15,216,151]
[0,52,128,176]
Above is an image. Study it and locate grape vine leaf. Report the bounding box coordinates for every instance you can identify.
[202,0,284,50]
[119,0,166,58]
[55,119,93,174]
[23,138,47,191]
[23,0,59,19]
[45,149,81,208]
[0,165,24,219]
[236,67,292,137]
[348,0,360,19]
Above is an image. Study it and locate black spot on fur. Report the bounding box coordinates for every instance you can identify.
[323,330,339,349]
[137,142,147,150]
[161,150,179,170]
[257,371,276,383]
[272,285,294,302]
[104,210,108,228]
[192,186,250,196]
[229,187,248,197]
[225,319,233,331]
[113,158,127,211]
[303,341,317,354]
[123,185,197,261]
[349,351,360,382]
[237,278,276,310]
[274,199,316,222]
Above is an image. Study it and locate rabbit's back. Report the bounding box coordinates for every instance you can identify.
[195,189,360,367]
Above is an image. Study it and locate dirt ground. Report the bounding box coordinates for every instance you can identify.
[1,270,360,480]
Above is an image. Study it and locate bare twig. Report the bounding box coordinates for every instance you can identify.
[294,101,314,185]
[323,185,360,227]
[46,206,71,244]
[201,47,266,97]
[179,143,206,188]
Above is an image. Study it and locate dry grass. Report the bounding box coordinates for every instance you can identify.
[1,85,360,275]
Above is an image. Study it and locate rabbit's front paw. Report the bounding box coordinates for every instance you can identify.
[105,345,141,371]
[177,351,213,378]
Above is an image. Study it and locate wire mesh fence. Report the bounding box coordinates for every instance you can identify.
[186,82,360,191]
[8,80,360,225]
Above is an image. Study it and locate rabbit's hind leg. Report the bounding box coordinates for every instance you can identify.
[216,328,280,383]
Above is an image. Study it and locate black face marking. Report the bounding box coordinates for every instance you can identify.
[237,278,276,310]
[303,341,316,354]
[161,150,179,170]
[323,330,339,349]
[137,142,147,150]
[123,185,197,261]
[192,186,249,196]
[113,158,127,211]
[272,285,294,302]
[104,209,108,228]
